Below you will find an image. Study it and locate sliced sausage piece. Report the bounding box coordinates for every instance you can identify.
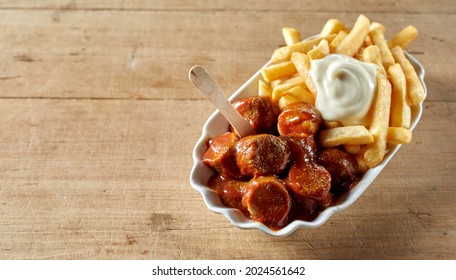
[242,176,291,229]
[284,162,332,215]
[280,134,318,164]
[235,134,290,176]
[278,102,322,136]
[202,132,242,179]
[317,148,359,195]
[208,174,249,216]
[232,96,277,134]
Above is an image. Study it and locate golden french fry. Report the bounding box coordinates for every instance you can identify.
[387,127,413,144]
[388,63,411,128]
[271,35,335,62]
[363,34,373,47]
[308,39,330,60]
[335,14,370,56]
[364,73,392,168]
[354,146,370,173]
[284,85,315,105]
[329,30,347,53]
[271,75,306,105]
[320,19,346,37]
[323,120,342,129]
[369,28,395,71]
[362,45,386,75]
[270,77,286,89]
[278,95,301,110]
[317,126,374,148]
[269,72,302,89]
[282,27,301,46]
[388,25,418,49]
[261,61,297,82]
[390,46,425,106]
[354,46,366,61]
[344,144,361,154]
[290,52,317,95]
[258,79,272,100]
[369,22,386,33]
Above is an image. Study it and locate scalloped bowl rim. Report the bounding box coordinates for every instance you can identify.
[190,43,426,237]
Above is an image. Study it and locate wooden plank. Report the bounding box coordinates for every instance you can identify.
[0,9,454,101]
[0,0,454,14]
[0,99,454,259]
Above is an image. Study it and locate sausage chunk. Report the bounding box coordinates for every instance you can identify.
[232,96,277,134]
[278,102,322,136]
[317,148,359,195]
[208,175,248,216]
[242,176,291,229]
[280,134,318,164]
[284,162,332,215]
[235,134,290,177]
[202,132,242,179]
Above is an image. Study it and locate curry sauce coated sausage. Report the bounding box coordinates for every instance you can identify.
[201,132,242,179]
[277,102,322,136]
[242,176,291,229]
[208,174,248,216]
[232,96,277,135]
[280,134,318,164]
[235,134,290,177]
[284,162,332,214]
[317,148,359,195]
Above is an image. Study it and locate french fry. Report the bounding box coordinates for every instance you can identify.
[323,120,342,129]
[317,126,374,148]
[329,30,347,53]
[258,79,272,100]
[278,95,301,110]
[363,34,373,47]
[270,74,301,89]
[369,28,395,71]
[354,146,370,173]
[390,46,425,106]
[271,75,306,105]
[335,14,370,56]
[369,22,386,34]
[261,61,297,82]
[354,46,366,61]
[277,74,306,88]
[344,144,361,154]
[320,19,346,37]
[388,25,418,49]
[283,85,315,105]
[388,63,411,128]
[387,127,413,144]
[271,35,335,62]
[282,27,301,46]
[270,79,282,89]
[364,73,392,168]
[362,45,386,75]
[308,39,330,60]
[290,52,317,95]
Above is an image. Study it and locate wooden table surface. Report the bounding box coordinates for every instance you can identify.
[0,0,455,260]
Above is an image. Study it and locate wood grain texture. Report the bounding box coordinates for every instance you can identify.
[0,8,454,101]
[0,0,455,260]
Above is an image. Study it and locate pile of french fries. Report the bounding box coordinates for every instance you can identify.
[258,15,425,171]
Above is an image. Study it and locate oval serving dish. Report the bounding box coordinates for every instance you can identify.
[190,45,426,237]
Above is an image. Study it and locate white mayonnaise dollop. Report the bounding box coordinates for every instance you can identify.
[310,54,377,126]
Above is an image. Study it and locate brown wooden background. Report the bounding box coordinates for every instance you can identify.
[0,0,454,259]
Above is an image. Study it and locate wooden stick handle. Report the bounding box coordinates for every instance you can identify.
[189,65,255,138]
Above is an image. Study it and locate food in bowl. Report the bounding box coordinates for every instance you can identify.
[192,14,425,233]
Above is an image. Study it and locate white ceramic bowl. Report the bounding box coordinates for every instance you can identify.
[190,47,426,237]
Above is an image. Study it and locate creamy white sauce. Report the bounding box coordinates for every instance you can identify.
[310,54,377,126]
